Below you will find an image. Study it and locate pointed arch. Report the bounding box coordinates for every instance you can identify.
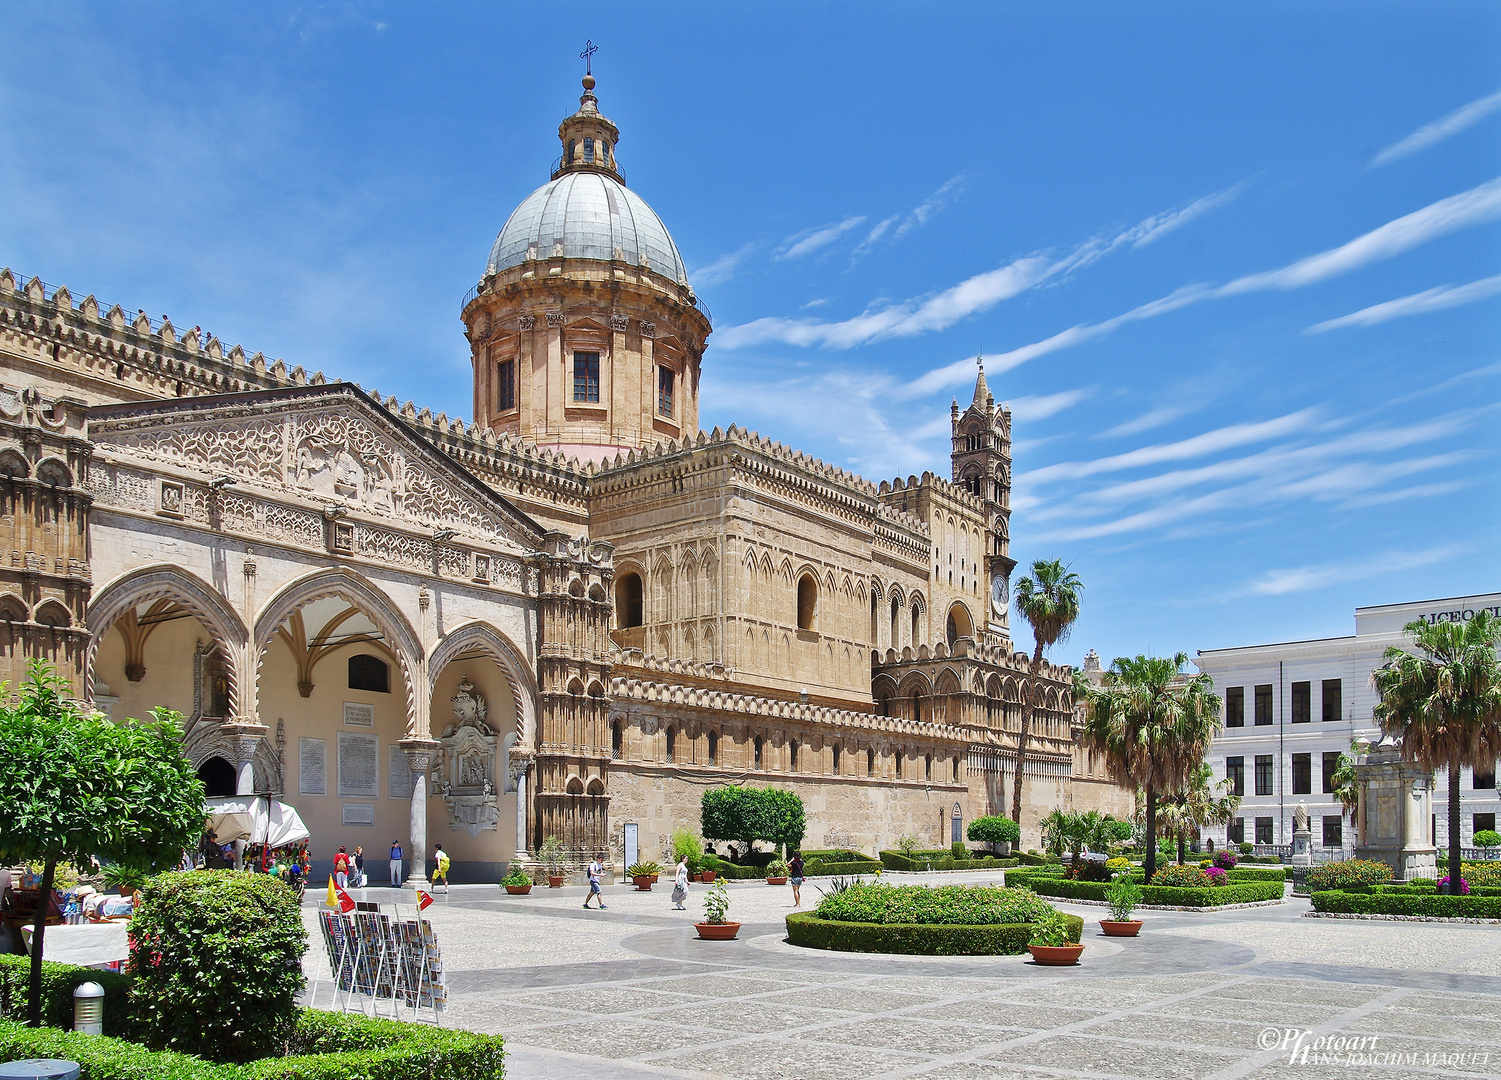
[428,621,538,747]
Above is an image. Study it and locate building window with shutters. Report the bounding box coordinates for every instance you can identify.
[497,359,515,412]
[1291,681,1311,723]
[1255,754,1274,796]
[1292,752,1311,794]
[1322,679,1342,722]
[658,367,674,416]
[573,352,600,402]
[1225,686,1244,727]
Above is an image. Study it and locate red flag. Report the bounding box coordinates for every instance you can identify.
[417,889,434,911]
[335,886,356,913]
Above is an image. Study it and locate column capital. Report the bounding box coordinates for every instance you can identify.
[219,722,269,763]
[399,738,440,772]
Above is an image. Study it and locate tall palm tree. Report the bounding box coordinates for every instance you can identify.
[1145,763,1242,864]
[1009,560,1083,825]
[1372,612,1501,894]
[1079,652,1222,882]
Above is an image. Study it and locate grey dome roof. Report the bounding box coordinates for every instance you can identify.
[487,172,689,286]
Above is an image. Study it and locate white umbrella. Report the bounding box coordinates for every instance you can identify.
[204,796,311,848]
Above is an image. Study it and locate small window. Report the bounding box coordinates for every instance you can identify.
[601,140,610,162]
[1475,811,1497,834]
[797,574,817,631]
[1254,816,1274,845]
[1292,752,1311,795]
[666,726,676,763]
[1291,681,1310,723]
[790,740,799,772]
[611,720,623,760]
[1254,754,1274,796]
[658,367,674,417]
[1322,751,1341,793]
[1322,816,1343,848]
[754,735,763,769]
[573,352,600,403]
[952,757,960,782]
[1225,686,1244,727]
[867,748,875,776]
[925,754,932,781]
[567,139,576,164]
[832,744,841,772]
[497,359,516,412]
[1475,764,1496,790]
[896,752,903,780]
[1226,756,1244,797]
[708,731,718,766]
[1254,684,1273,725]
[1228,817,1245,845]
[616,572,644,628]
[1322,679,1342,722]
[583,136,594,162]
[349,654,389,693]
[911,691,921,723]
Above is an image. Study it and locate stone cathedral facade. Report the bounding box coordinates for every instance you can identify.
[0,74,1126,881]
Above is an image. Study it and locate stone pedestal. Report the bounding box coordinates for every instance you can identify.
[400,739,440,888]
[1291,829,1312,868]
[1355,743,1437,881]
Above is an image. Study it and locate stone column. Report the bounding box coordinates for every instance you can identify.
[221,722,269,796]
[400,739,440,887]
[510,753,533,859]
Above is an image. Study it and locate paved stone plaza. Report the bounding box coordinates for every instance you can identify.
[303,873,1501,1080]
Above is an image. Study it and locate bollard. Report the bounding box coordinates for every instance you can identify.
[72,982,104,1036]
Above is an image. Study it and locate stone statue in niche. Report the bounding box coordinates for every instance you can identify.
[436,675,500,836]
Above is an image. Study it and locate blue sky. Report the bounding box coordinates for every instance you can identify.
[3,3,1498,666]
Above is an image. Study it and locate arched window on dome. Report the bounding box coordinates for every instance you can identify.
[567,139,576,165]
[583,136,594,163]
[602,140,610,163]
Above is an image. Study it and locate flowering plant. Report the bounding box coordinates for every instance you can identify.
[1150,864,1211,888]
[1212,850,1237,870]
[1437,875,1470,895]
[1205,867,1228,887]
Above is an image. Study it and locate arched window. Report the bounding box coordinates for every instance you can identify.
[349,654,389,693]
[925,753,933,781]
[567,139,576,164]
[197,756,236,797]
[797,574,818,631]
[789,739,799,772]
[946,603,973,647]
[895,752,903,780]
[666,726,676,763]
[616,572,644,628]
[754,735,763,769]
[708,731,718,765]
[583,136,595,162]
[890,596,901,647]
[953,757,961,782]
[870,589,879,643]
[833,744,841,772]
[602,140,610,162]
[867,748,875,776]
[911,691,922,723]
[911,602,921,646]
[612,720,623,760]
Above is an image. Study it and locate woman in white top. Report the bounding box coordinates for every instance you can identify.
[671,855,690,910]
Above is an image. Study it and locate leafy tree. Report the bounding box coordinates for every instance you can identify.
[1078,652,1222,883]
[700,785,804,853]
[1010,560,1083,825]
[761,787,806,854]
[0,661,205,1026]
[1373,612,1501,895]
[1145,763,1241,864]
[1330,740,1361,822]
[967,815,1021,852]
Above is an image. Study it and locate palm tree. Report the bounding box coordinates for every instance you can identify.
[1145,763,1242,864]
[1009,560,1084,826]
[1372,612,1501,894]
[1078,652,1222,883]
[1329,740,1361,824]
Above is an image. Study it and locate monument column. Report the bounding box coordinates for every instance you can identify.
[511,752,534,859]
[399,739,440,887]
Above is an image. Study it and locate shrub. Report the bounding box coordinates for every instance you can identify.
[0,955,135,1037]
[1311,890,1501,919]
[702,878,731,924]
[895,833,921,856]
[804,859,885,877]
[1437,875,1470,895]
[1105,857,1130,870]
[1205,867,1228,887]
[1028,910,1076,947]
[786,910,1081,955]
[1025,877,1284,907]
[967,815,1021,848]
[815,883,1054,926]
[1105,873,1142,921]
[671,826,703,862]
[1225,866,1287,882]
[1238,842,1253,854]
[1151,865,1211,888]
[500,860,530,887]
[1304,859,1393,893]
[1462,862,1501,888]
[1474,829,1501,849]
[766,859,791,878]
[1212,850,1238,870]
[128,870,306,1063]
[0,1021,235,1080]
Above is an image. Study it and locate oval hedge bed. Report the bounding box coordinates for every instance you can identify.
[1310,890,1501,918]
[1023,877,1284,907]
[786,910,1083,955]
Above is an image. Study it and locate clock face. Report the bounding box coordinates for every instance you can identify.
[990,576,1009,618]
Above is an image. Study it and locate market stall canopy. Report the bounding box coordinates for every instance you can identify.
[204,796,310,848]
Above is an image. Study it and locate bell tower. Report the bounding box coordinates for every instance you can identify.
[951,357,1015,644]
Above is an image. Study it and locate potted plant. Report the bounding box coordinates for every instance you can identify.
[765,857,790,885]
[694,878,739,940]
[539,835,567,888]
[1027,910,1084,965]
[627,861,656,890]
[1100,871,1143,936]
[699,855,718,884]
[641,859,664,884]
[501,859,532,895]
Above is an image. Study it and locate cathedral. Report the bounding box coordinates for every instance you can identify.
[0,73,1125,882]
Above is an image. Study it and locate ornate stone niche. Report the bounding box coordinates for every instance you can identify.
[435,676,502,836]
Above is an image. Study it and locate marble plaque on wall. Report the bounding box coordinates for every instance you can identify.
[343,702,375,727]
[338,731,379,797]
[298,737,326,796]
[389,744,411,799]
[342,803,375,825]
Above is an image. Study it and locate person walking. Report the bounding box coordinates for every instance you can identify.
[353,846,366,888]
[333,846,350,890]
[433,844,451,894]
[583,853,607,909]
[389,839,404,887]
[788,852,805,908]
[671,854,690,910]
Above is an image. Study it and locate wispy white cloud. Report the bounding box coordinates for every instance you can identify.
[778,217,867,259]
[1125,182,1249,248]
[1009,388,1094,422]
[1102,404,1195,438]
[1372,88,1501,167]
[691,242,757,288]
[894,174,971,240]
[1307,273,1501,333]
[1247,545,1465,596]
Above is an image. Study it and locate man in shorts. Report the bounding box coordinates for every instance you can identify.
[583,853,607,909]
[432,844,450,893]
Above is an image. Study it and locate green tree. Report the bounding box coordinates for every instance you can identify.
[1010,560,1083,825]
[0,661,206,1026]
[700,785,804,853]
[761,787,806,854]
[1330,740,1361,822]
[1078,652,1222,883]
[1146,763,1241,864]
[1372,612,1501,895]
[966,815,1021,853]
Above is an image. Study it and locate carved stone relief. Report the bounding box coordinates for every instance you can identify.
[434,676,500,836]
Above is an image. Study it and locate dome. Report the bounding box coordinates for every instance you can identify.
[487,171,690,286]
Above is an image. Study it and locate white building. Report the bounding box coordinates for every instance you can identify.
[1195,593,1501,854]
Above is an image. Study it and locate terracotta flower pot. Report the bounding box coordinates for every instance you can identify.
[1028,943,1085,966]
[766,876,788,885]
[649,874,660,883]
[504,884,533,895]
[547,875,564,888]
[1099,919,1142,937]
[633,875,654,891]
[690,873,703,883]
[700,871,717,883]
[694,921,741,940]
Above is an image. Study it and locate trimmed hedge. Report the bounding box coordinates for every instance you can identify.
[0,1010,505,1080]
[879,850,1017,872]
[1310,890,1501,918]
[1024,877,1284,907]
[785,910,1082,955]
[1225,866,1287,882]
[802,860,882,877]
[1014,852,1061,866]
[0,955,136,1037]
[1304,859,1393,893]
